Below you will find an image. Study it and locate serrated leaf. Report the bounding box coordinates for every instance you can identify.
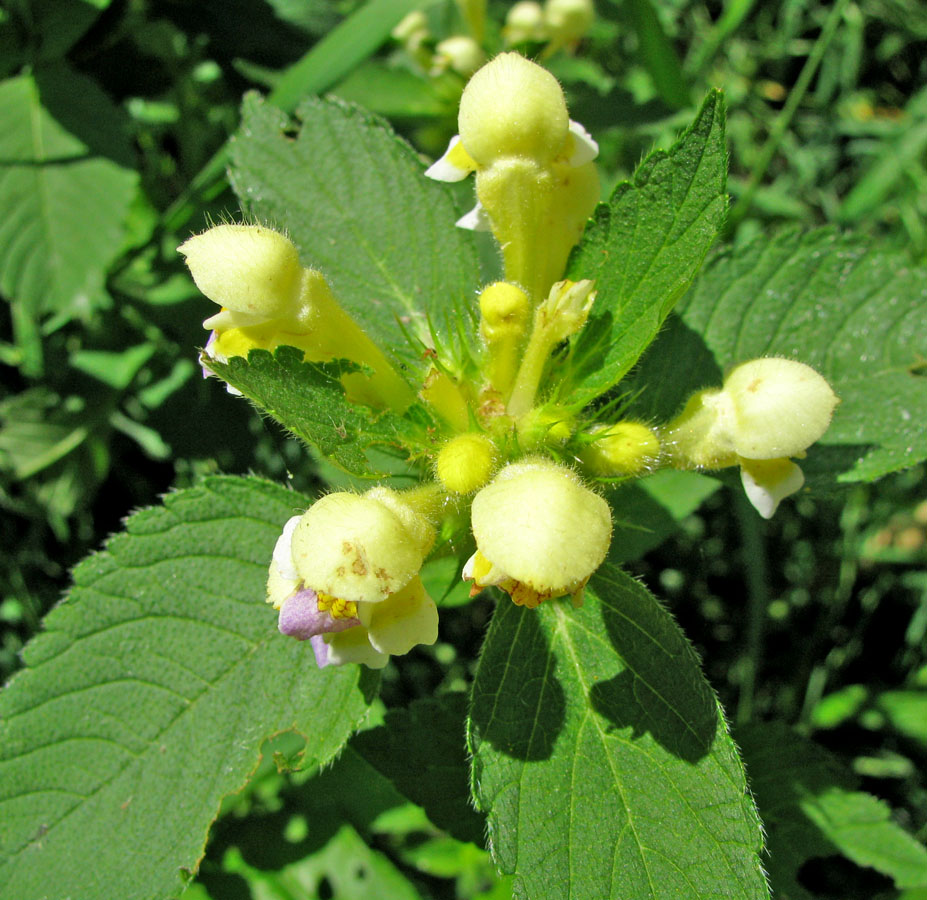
[663,227,927,482]
[207,346,415,478]
[738,723,927,899]
[0,65,137,322]
[468,563,768,900]
[558,90,727,408]
[353,693,485,845]
[0,475,377,900]
[229,93,480,375]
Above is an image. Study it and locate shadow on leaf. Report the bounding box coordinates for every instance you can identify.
[588,570,717,763]
[469,600,566,762]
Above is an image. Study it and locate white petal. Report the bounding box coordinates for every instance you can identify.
[202,308,265,331]
[364,577,439,656]
[425,135,473,182]
[567,120,599,166]
[740,459,805,519]
[455,201,492,231]
[324,628,389,669]
[272,515,302,581]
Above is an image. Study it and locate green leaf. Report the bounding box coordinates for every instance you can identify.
[874,689,927,745]
[353,693,485,845]
[0,66,137,323]
[468,563,768,900]
[738,723,927,898]
[207,346,415,478]
[0,475,377,900]
[229,93,480,376]
[560,89,727,408]
[666,227,927,482]
[609,469,720,563]
[623,0,690,109]
[222,825,422,900]
[332,62,459,120]
[0,0,110,64]
[268,0,425,111]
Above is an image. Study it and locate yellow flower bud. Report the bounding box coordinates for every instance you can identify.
[480,281,531,340]
[437,433,497,494]
[580,422,660,477]
[433,36,486,77]
[480,281,531,393]
[458,53,569,167]
[178,224,302,323]
[504,1,548,43]
[465,459,611,606]
[544,0,595,45]
[723,358,839,459]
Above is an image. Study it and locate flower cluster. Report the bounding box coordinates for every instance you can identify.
[181,53,839,669]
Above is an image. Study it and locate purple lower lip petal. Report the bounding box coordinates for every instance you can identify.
[278,589,360,640]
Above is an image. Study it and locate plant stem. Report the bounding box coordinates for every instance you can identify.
[735,489,769,724]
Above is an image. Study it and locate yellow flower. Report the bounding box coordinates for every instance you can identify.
[267,488,439,668]
[424,53,599,301]
[179,223,412,410]
[663,358,839,517]
[463,459,611,607]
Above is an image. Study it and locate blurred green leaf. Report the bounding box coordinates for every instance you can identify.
[739,723,927,898]
[0,66,137,347]
[609,469,720,563]
[0,0,110,64]
[268,0,424,112]
[333,62,459,119]
[839,86,927,223]
[875,690,927,745]
[0,388,96,479]
[561,90,727,408]
[70,344,155,390]
[223,824,421,900]
[468,563,769,899]
[0,476,378,900]
[623,0,690,108]
[229,93,481,377]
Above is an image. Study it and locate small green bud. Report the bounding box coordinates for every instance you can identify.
[516,405,574,447]
[580,422,660,477]
[480,281,531,393]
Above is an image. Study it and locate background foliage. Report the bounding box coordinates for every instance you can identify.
[1,0,926,898]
